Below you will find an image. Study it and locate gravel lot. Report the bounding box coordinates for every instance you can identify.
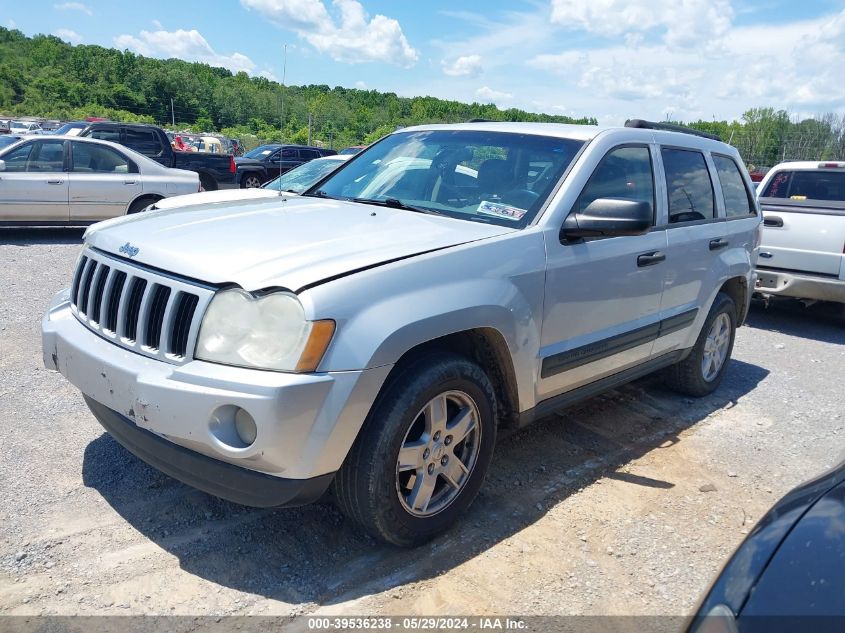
[1,228,844,622]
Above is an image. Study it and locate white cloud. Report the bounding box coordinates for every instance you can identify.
[475,86,513,105]
[53,28,83,44]
[7,19,17,29]
[53,2,93,16]
[241,0,418,67]
[258,68,279,81]
[549,0,733,49]
[526,8,845,121]
[355,80,367,89]
[151,19,163,30]
[441,54,483,77]
[114,29,256,74]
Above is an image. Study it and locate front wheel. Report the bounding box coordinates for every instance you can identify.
[664,292,737,396]
[333,352,497,546]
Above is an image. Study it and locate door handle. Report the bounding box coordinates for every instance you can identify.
[759,252,773,259]
[123,180,137,185]
[709,238,729,251]
[637,251,666,267]
[763,215,783,227]
[47,179,64,185]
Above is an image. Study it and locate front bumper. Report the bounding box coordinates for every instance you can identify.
[84,396,333,507]
[755,267,845,303]
[42,289,391,486]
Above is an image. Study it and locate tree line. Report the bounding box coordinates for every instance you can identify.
[0,27,595,149]
[2,27,844,163]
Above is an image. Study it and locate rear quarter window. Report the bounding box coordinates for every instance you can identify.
[713,155,755,217]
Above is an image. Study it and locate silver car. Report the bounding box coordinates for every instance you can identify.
[42,121,761,545]
[0,135,199,225]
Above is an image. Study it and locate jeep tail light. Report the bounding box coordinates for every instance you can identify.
[229,155,237,173]
[753,222,764,250]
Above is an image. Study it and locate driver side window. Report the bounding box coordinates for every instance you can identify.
[575,146,655,220]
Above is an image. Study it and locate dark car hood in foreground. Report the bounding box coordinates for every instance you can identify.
[692,458,845,628]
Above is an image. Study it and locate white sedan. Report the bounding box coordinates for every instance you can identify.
[0,135,199,225]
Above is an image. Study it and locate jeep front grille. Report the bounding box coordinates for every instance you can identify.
[70,248,215,363]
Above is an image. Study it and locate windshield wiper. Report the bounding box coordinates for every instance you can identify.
[352,197,445,216]
[302,189,336,199]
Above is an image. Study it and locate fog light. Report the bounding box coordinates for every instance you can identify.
[234,408,257,446]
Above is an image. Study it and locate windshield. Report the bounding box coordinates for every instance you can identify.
[245,145,279,159]
[53,123,84,136]
[263,158,346,193]
[10,122,30,130]
[307,130,584,227]
[762,170,845,202]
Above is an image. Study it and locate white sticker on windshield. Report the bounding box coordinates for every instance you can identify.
[477,200,527,221]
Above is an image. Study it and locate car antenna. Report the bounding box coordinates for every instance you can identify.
[279,44,287,197]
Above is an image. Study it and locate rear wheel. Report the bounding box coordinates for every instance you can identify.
[333,352,497,546]
[199,174,217,192]
[127,196,160,215]
[241,174,262,189]
[664,292,737,396]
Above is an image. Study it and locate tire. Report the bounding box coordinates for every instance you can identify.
[199,174,217,192]
[241,174,262,189]
[127,197,159,215]
[333,352,497,546]
[664,292,737,397]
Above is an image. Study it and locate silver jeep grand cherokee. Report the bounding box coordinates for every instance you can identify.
[42,121,761,546]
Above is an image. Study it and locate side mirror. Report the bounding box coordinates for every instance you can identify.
[561,198,652,241]
[0,160,5,172]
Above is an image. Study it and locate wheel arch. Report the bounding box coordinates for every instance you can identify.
[379,327,521,428]
[125,193,162,214]
[719,275,750,324]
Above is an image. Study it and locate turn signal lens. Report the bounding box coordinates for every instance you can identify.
[296,320,336,372]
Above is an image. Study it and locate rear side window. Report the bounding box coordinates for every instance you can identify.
[762,170,845,201]
[123,128,163,158]
[281,148,298,159]
[88,128,121,143]
[575,145,655,219]
[71,142,137,173]
[662,148,715,223]
[713,155,754,217]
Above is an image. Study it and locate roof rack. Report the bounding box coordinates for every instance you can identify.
[624,119,720,141]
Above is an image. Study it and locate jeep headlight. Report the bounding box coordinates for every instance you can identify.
[196,289,335,372]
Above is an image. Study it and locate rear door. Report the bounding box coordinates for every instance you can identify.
[0,138,69,222]
[68,141,141,221]
[758,169,845,276]
[539,144,667,399]
[652,146,732,356]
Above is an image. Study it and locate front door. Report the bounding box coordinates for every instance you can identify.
[539,144,667,401]
[0,139,69,222]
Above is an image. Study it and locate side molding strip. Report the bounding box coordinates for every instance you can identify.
[540,308,698,379]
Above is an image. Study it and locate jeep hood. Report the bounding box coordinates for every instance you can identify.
[84,196,516,292]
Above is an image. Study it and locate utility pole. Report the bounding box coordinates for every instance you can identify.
[307,112,312,146]
[171,97,175,127]
[280,44,287,141]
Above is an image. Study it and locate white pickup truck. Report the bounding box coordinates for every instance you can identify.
[755,161,845,306]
